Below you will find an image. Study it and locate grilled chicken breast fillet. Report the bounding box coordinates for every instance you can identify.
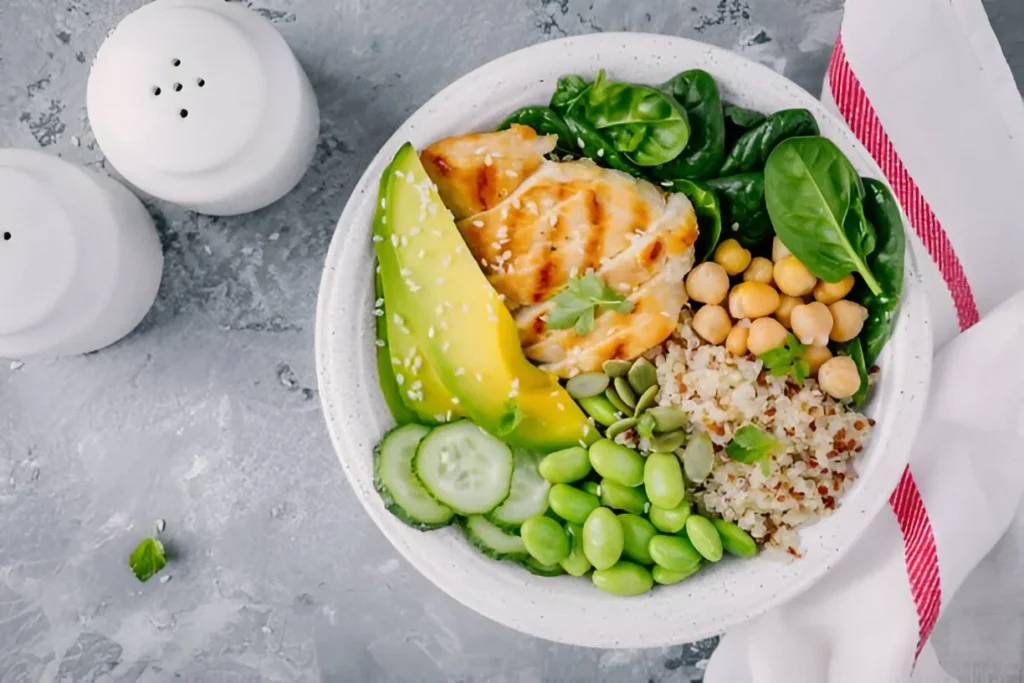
[422,126,699,377]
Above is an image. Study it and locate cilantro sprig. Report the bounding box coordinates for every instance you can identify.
[725,425,780,477]
[757,333,810,385]
[546,274,634,335]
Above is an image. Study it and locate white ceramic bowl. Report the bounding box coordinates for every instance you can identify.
[315,33,932,648]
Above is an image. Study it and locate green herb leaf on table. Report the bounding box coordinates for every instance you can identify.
[546,274,634,335]
[756,333,808,385]
[497,399,524,437]
[726,425,780,476]
[129,537,166,582]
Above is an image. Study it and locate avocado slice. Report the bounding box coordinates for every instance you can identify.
[374,154,466,424]
[379,143,595,451]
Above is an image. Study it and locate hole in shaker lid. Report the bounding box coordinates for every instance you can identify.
[172,58,181,67]
[153,86,162,96]
[173,83,183,92]
[3,232,11,241]
[197,78,205,87]
[179,109,188,118]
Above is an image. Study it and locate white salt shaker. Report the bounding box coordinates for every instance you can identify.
[86,0,320,216]
[0,149,164,359]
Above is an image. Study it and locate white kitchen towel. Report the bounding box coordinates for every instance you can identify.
[705,0,1024,681]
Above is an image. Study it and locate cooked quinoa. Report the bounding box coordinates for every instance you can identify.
[619,310,874,556]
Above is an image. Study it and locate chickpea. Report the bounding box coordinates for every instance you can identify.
[685,262,730,305]
[728,281,780,319]
[791,301,834,347]
[813,274,855,305]
[774,294,803,329]
[743,256,774,285]
[747,317,789,356]
[692,304,733,344]
[773,256,818,297]
[725,319,751,356]
[714,239,752,276]
[772,236,792,262]
[802,344,833,376]
[829,300,869,342]
[818,356,861,399]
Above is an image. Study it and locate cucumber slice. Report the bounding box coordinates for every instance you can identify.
[460,515,528,560]
[486,449,551,531]
[374,424,455,530]
[520,556,567,577]
[414,421,514,515]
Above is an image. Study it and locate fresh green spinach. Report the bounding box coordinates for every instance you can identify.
[581,71,691,167]
[719,109,819,175]
[654,69,726,180]
[497,106,576,155]
[706,172,773,250]
[550,75,591,115]
[561,111,644,178]
[763,136,883,295]
[666,179,722,261]
[724,105,766,130]
[855,178,906,366]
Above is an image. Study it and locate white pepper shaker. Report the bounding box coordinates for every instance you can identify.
[86,0,320,216]
[0,149,164,359]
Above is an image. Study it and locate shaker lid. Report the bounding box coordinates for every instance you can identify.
[0,165,77,336]
[87,5,267,175]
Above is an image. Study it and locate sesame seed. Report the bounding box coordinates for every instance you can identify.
[390,235,399,247]
[418,249,426,258]
[548,214,557,226]
[427,326,435,338]
[461,303,470,313]
[472,220,485,228]
[583,424,591,436]
[436,277,445,285]
[476,373,483,382]
[406,391,418,401]
[485,154,493,166]
[375,339,386,347]
[501,250,511,261]
[440,320,448,330]
[431,230,442,237]
[550,390,559,396]
[446,409,453,421]
[454,367,466,376]
[372,234,383,243]
[500,206,509,220]
[455,246,463,254]
[400,236,408,247]
[527,201,539,215]
[660,181,673,187]
[578,440,588,448]
[451,396,459,404]
[381,198,386,209]
[576,137,585,148]
[435,414,445,422]
[400,267,411,277]
[505,169,518,178]
[428,204,438,216]
[569,266,579,278]
[373,309,384,317]
[480,258,489,267]
[410,226,421,236]
[444,301,453,309]
[392,313,404,325]
[557,403,565,411]
[382,216,387,225]
[511,197,521,209]
[597,148,605,157]
[475,146,487,155]
[435,304,443,315]
[400,326,411,335]
[395,373,405,385]
[411,380,423,391]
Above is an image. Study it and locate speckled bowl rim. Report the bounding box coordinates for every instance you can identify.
[315,33,932,649]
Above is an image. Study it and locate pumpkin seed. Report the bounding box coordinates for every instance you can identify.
[648,406,687,433]
[602,360,632,378]
[566,372,610,399]
[613,377,637,409]
[682,432,715,482]
[628,358,658,394]
[605,387,631,415]
[649,430,686,453]
[633,384,660,415]
[606,417,638,439]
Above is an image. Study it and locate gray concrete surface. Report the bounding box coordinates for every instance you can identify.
[0,1,1019,681]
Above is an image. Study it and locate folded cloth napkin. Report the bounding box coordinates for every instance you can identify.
[705,0,1024,681]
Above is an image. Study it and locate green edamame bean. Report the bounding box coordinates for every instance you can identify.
[560,523,593,576]
[649,500,691,533]
[627,358,657,395]
[647,405,687,433]
[539,447,591,484]
[644,453,685,509]
[521,516,570,565]
[577,395,619,427]
[548,484,601,525]
[582,507,624,570]
[685,515,724,562]
[683,431,715,483]
[589,439,644,487]
[605,417,638,439]
[605,387,632,415]
[600,479,648,515]
[618,514,657,565]
[649,430,686,453]
[580,480,600,496]
[648,534,703,572]
[592,561,654,596]
[633,385,660,415]
[652,563,702,585]
[712,518,758,558]
[602,360,632,378]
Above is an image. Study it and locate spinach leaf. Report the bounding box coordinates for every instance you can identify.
[550,75,591,115]
[836,338,870,407]
[706,172,773,250]
[654,69,726,180]
[582,71,691,167]
[763,136,883,295]
[497,106,576,155]
[854,178,906,366]
[561,111,644,178]
[666,179,722,261]
[719,108,819,175]
[724,105,766,130]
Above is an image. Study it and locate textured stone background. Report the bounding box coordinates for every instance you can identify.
[1,0,1021,681]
